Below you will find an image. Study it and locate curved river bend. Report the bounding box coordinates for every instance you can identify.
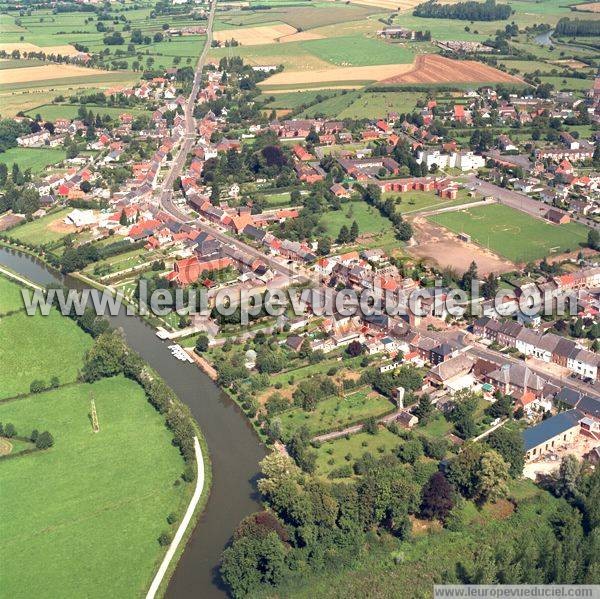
[0,246,265,598]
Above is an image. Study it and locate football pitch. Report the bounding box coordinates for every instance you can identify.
[430,204,590,263]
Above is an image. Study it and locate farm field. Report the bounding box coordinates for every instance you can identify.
[539,76,596,91]
[214,3,379,32]
[0,64,108,85]
[0,376,190,599]
[5,208,74,246]
[302,35,415,67]
[298,90,424,118]
[430,204,591,263]
[278,389,394,438]
[0,274,24,315]
[0,308,91,400]
[0,71,137,93]
[381,54,523,85]
[0,147,65,173]
[213,23,298,45]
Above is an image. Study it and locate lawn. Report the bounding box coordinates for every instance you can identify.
[0,308,92,399]
[279,389,394,438]
[388,189,475,215]
[315,427,402,476]
[0,274,25,314]
[301,36,415,67]
[0,147,65,173]
[0,376,191,599]
[6,208,72,246]
[430,204,591,262]
[323,200,400,252]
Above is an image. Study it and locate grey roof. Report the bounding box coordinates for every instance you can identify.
[522,409,582,451]
[553,337,578,358]
[488,363,545,391]
[536,333,562,353]
[429,353,474,382]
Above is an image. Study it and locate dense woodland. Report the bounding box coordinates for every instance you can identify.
[413,0,512,21]
[556,18,600,37]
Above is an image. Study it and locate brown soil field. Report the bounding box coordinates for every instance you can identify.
[0,64,107,85]
[574,2,600,11]
[213,24,297,46]
[0,42,80,57]
[279,31,324,43]
[381,54,523,85]
[259,62,414,86]
[408,215,514,275]
[48,219,76,234]
[270,84,363,92]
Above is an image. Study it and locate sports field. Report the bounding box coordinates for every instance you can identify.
[24,103,150,122]
[430,204,590,263]
[0,147,65,174]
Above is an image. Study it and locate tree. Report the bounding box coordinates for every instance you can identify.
[4,423,16,438]
[35,431,54,449]
[337,224,350,244]
[482,272,498,300]
[486,427,525,477]
[364,416,378,435]
[461,260,478,292]
[195,334,209,353]
[349,220,359,242]
[317,236,331,256]
[421,471,454,521]
[346,340,363,357]
[220,532,287,598]
[81,330,127,382]
[298,338,312,360]
[30,379,46,393]
[476,450,509,503]
[30,429,39,442]
[588,229,600,251]
[119,209,128,226]
[413,394,433,423]
[553,455,581,499]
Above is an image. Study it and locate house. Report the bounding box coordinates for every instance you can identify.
[545,208,570,225]
[395,410,419,428]
[523,409,583,462]
[428,353,474,388]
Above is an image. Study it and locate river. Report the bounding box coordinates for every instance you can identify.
[534,29,554,46]
[0,246,266,598]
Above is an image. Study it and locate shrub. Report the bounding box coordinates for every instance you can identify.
[30,379,46,394]
[30,429,39,442]
[4,423,16,438]
[182,464,196,483]
[167,512,178,525]
[158,531,173,546]
[35,431,54,449]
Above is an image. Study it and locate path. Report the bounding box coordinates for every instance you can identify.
[146,436,205,599]
[312,409,401,442]
[473,417,507,442]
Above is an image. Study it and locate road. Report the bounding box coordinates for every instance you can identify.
[467,175,600,231]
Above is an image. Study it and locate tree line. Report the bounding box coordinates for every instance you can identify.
[556,18,600,37]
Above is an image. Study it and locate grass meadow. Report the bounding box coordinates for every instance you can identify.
[0,308,91,399]
[0,376,191,599]
[0,275,25,314]
[6,208,72,246]
[0,147,65,173]
[430,204,590,262]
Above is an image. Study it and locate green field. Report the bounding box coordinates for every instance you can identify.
[0,275,25,314]
[388,189,475,215]
[6,208,72,246]
[24,103,150,122]
[278,389,393,438]
[323,200,401,252]
[430,204,591,262]
[0,308,92,399]
[0,147,65,173]
[301,36,414,67]
[0,376,190,598]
